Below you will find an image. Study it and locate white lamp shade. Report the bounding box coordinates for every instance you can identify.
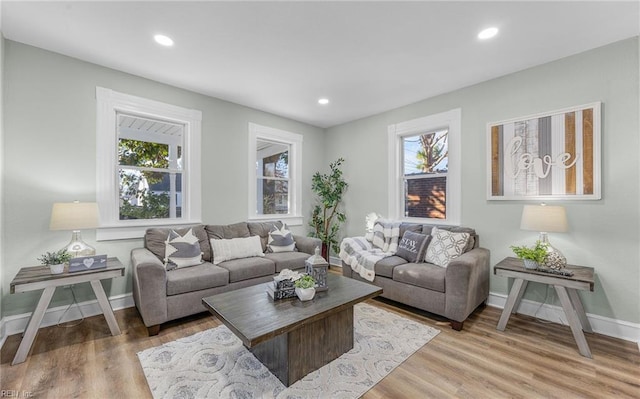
[50,202,99,231]
[520,204,568,233]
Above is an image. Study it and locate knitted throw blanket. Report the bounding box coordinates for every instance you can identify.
[339,219,401,282]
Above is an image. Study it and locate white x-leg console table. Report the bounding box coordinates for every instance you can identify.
[9,257,125,365]
[494,257,595,358]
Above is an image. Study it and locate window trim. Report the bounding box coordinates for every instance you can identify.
[387,108,462,225]
[96,87,202,240]
[248,123,303,226]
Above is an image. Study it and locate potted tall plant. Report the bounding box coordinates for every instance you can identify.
[309,158,348,260]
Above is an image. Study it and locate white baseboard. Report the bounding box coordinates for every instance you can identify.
[488,291,640,351]
[0,293,134,350]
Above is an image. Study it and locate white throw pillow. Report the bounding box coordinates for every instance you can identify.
[267,223,296,253]
[424,227,470,268]
[210,235,264,265]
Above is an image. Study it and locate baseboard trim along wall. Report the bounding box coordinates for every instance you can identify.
[487,292,640,350]
[0,293,134,349]
[1,290,638,352]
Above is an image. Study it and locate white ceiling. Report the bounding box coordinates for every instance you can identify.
[2,1,638,128]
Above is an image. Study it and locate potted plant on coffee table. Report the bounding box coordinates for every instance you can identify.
[294,275,316,301]
[510,241,548,270]
[38,249,72,274]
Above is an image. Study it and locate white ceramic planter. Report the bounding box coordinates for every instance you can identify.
[523,259,539,270]
[49,263,65,274]
[295,287,315,301]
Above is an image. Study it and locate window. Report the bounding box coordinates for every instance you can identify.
[388,109,461,225]
[248,123,302,225]
[403,129,449,219]
[96,88,202,240]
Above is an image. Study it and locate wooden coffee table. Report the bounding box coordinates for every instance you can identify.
[202,273,382,386]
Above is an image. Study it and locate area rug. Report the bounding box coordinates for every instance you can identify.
[137,303,439,399]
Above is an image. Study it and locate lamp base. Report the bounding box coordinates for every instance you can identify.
[62,231,96,258]
[539,232,566,270]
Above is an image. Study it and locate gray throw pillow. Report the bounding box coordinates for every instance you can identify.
[164,228,204,271]
[396,231,431,263]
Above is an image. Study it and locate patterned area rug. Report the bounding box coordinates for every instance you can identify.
[138,303,439,399]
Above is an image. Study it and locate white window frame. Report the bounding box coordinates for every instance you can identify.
[96,87,202,240]
[388,108,462,225]
[248,123,303,226]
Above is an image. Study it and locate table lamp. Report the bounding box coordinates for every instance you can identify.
[520,203,568,269]
[50,201,99,257]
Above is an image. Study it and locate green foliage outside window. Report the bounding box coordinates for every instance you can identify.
[118,139,175,220]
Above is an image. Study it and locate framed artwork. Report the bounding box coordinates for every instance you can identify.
[487,102,601,200]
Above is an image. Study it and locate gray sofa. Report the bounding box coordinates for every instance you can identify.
[132,221,321,335]
[341,223,490,331]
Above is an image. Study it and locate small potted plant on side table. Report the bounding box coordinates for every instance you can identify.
[38,249,72,274]
[294,275,316,301]
[510,241,548,270]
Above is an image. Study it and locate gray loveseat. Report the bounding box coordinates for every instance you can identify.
[341,223,490,331]
[132,221,320,335]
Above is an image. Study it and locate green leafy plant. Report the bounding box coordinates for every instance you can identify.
[510,241,548,264]
[294,275,316,289]
[38,249,72,265]
[309,158,348,257]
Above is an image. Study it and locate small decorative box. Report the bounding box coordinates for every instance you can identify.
[69,254,108,273]
[266,285,297,300]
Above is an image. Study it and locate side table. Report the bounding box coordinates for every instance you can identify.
[494,257,595,358]
[9,257,125,365]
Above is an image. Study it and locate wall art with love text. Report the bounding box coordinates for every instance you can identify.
[487,102,601,200]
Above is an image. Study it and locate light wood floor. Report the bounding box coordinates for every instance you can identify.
[1,298,638,398]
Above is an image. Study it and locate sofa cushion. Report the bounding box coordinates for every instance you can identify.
[265,252,309,273]
[248,221,283,251]
[166,262,229,296]
[424,227,470,268]
[217,257,276,283]
[396,231,431,263]
[164,228,204,270]
[206,222,251,241]
[145,225,211,262]
[399,223,422,237]
[421,225,476,253]
[210,236,264,265]
[374,256,407,279]
[393,263,446,293]
[267,224,296,253]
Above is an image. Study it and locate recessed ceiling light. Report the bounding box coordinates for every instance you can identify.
[318,98,330,105]
[154,34,174,47]
[478,27,499,40]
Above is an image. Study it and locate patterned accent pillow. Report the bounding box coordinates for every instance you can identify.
[424,226,470,268]
[267,223,296,253]
[164,229,204,271]
[396,231,431,263]
[210,235,265,265]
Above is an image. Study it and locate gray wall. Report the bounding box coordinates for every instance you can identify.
[1,41,325,316]
[325,37,640,324]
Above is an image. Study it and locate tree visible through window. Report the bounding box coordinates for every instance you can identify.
[117,114,183,220]
[256,140,289,215]
[403,129,449,219]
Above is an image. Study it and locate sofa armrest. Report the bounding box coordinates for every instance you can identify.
[131,248,168,327]
[294,235,322,255]
[444,247,490,322]
[341,261,354,278]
